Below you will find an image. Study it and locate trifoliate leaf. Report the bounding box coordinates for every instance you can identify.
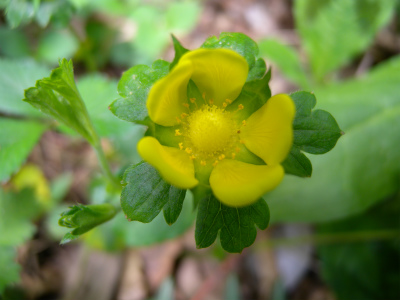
[290,91,343,154]
[195,195,270,253]
[0,119,47,182]
[201,32,265,81]
[23,59,98,145]
[110,60,170,124]
[121,162,186,224]
[282,146,312,177]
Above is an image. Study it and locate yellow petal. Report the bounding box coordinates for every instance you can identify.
[137,137,199,189]
[209,159,284,207]
[147,60,193,126]
[241,94,295,165]
[180,49,248,107]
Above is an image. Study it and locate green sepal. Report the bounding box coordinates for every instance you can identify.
[228,68,271,120]
[109,59,170,124]
[170,34,189,70]
[58,203,117,240]
[201,32,265,81]
[121,162,186,225]
[23,58,97,145]
[291,91,343,154]
[195,195,270,253]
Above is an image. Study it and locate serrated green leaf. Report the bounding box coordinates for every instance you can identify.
[0,58,50,116]
[201,32,264,81]
[281,146,312,177]
[121,162,186,224]
[258,39,310,88]
[0,119,47,182]
[110,60,170,124]
[170,35,189,70]
[267,56,400,223]
[290,91,342,154]
[23,58,98,145]
[295,0,397,80]
[0,246,20,294]
[0,189,42,246]
[195,195,270,253]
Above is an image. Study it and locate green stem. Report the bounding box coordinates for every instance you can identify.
[93,140,121,189]
[256,229,400,250]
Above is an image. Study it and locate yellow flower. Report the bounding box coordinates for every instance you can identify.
[137,48,295,207]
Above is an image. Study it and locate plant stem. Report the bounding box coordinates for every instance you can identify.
[93,140,121,189]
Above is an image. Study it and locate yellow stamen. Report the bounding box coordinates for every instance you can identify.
[239,139,245,144]
[218,154,225,160]
[182,103,189,108]
[238,104,244,110]
[185,148,192,154]
[222,102,228,108]
[176,117,181,124]
[190,155,196,160]
[181,113,188,119]
[231,153,236,159]
[201,160,206,166]
[175,129,182,136]
[209,99,214,105]
[235,147,240,153]
[213,160,219,167]
[242,120,247,126]
[190,98,196,103]
[225,99,232,104]
[202,92,206,100]
[179,142,183,150]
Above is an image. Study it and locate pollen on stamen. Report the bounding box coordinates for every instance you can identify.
[212,160,219,167]
[181,113,188,119]
[238,104,244,110]
[235,147,241,153]
[225,99,232,104]
[179,142,183,150]
[182,103,190,108]
[218,154,225,160]
[189,155,196,160]
[185,148,192,154]
[190,98,196,103]
[175,129,182,136]
[176,117,181,124]
[209,99,214,105]
[242,120,247,126]
[231,153,236,159]
[202,92,206,100]
[222,102,228,108]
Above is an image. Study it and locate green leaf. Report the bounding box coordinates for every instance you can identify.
[121,162,186,224]
[0,119,47,182]
[0,188,42,246]
[110,59,170,124]
[76,74,133,138]
[23,59,98,145]
[266,56,400,223]
[165,1,200,32]
[316,198,400,300]
[201,32,265,81]
[290,91,342,154]
[0,246,20,294]
[170,34,189,70]
[295,0,397,80]
[0,58,50,116]
[0,28,30,58]
[258,39,310,88]
[58,203,117,238]
[195,195,270,253]
[281,146,312,177]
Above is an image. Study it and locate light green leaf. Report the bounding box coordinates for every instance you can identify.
[170,34,189,70]
[23,59,98,145]
[0,246,20,294]
[0,119,47,182]
[0,58,50,116]
[121,162,186,225]
[267,56,400,223]
[0,28,30,58]
[0,189,42,246]
[76,74,132,137]
[166,1,200,32]
[295,0,397,80]
[195,195,270,253]
[258,39,310,88]
[110,60,170,124]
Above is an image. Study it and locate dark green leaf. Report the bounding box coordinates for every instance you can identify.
[0,119,47,182]
[59,203,117,236]
[195,195,270,253]
[290,91,342,154]
[110,60,170,124]
[23,59,98,145]
[0,246,20,294]
[281,146,312,177]
[121,162,186,224]
[201,32,264,81]
[317,197,400,300]
[170,34,189,70]
[247,58,267,82]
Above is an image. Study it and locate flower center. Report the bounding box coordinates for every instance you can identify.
[186,105,236,156]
